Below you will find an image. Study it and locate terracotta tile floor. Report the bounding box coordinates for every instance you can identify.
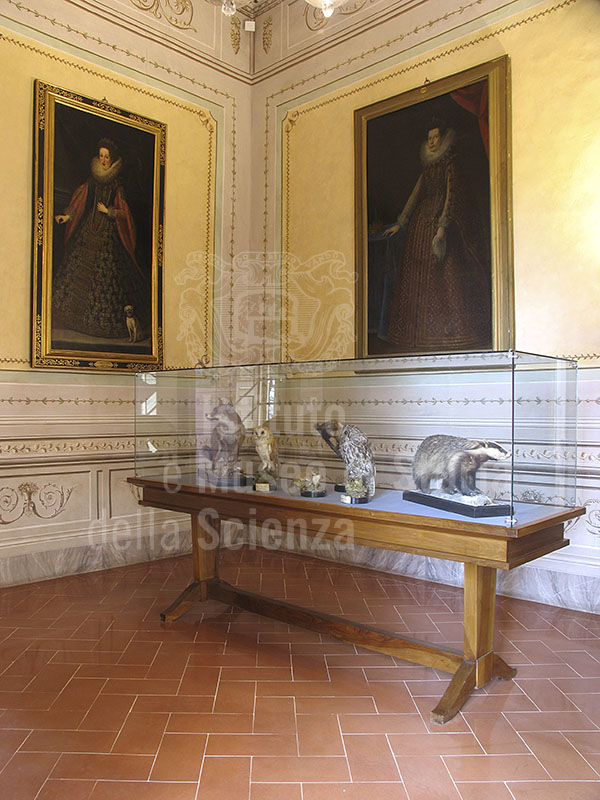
[0,544,598,799]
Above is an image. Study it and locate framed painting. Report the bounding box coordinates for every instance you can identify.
[32,80,165,370]
[354,57,513,358]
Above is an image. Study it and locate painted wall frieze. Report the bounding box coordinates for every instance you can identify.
[0,482,74,524]
[262,16,272,54]
[583,499,600,537]
[0,439,134,456]
[231,15,241,54]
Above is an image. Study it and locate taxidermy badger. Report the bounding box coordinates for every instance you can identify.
[316,420,376,498]
[412,434,510,497]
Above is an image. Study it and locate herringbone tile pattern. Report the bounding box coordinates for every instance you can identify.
[0,545,598,799]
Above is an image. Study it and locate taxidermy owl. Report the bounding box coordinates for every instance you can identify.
[253,424,278,477]
[310,469,322,491]
[316,420,375,498]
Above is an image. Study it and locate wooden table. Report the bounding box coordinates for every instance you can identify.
[129,476,583,723]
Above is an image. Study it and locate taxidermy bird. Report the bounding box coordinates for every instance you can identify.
[316,420,376,498]
[253,424,278,476]
[310,469,322,491]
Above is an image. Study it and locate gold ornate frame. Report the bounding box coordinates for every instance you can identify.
[354,57,513,358]
[32,80,165,371]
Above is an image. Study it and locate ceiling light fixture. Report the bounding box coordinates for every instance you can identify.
[215,0,257,16]
[304,0,348,18]
[217,0,347,19]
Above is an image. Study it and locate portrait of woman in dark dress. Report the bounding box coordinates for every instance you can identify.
[384,118,491,352]
[52,138,149,344]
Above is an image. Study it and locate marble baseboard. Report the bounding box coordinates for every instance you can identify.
[496,564,600,615]
[0,528,192,588]
[246,529,600,615]
[1,519,597,615]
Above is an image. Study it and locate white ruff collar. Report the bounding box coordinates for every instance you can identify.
[420,128,455,167]
[90,155,123,184]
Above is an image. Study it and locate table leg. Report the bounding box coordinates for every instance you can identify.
[464,563,496,686]
[160,512,219,622]
[430,563,516,723]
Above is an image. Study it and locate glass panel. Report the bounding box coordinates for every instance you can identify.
[512,350,578,509]
[133,350,577,528]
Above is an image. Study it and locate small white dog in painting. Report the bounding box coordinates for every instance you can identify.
[124,304,144,342]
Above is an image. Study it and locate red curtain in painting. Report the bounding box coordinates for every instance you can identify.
[451,80,489,158]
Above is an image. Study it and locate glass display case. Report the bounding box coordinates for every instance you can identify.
[133,350,578,528]
[131,350,584,724]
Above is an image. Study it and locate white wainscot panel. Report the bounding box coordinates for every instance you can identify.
[107,466,193,559]
[0,469,92,538]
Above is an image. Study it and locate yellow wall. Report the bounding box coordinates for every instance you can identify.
[0,29,216,370]
[280,0,600,362]
[1,1,597,369]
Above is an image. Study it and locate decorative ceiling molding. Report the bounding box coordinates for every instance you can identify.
[253,0,495,83]
[4,0,559,90]
[56,0,254,83]
[304,0,372,31]
[237,0,279,19]
[129,0,195,30]
[7,0,540,85]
